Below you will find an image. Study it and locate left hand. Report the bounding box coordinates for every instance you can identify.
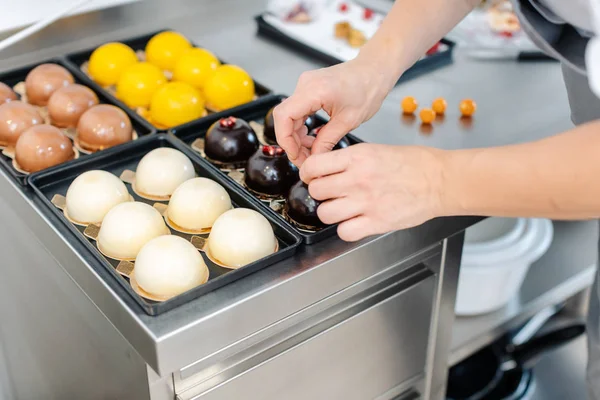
[301,143,449,241]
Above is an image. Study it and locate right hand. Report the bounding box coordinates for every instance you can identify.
[273,58,393,167]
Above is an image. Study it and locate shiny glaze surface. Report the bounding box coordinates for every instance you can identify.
[15,124,74,172]
[309,127,351,150]
[263,107,276,144]
[48,84,99,128]
[244,146,299,196]
[204,117,259,163]
[24,63,74,106]
[0,82,17,105]
[76,104,133,151]
[0,101,43,146]
[286,180,325,228]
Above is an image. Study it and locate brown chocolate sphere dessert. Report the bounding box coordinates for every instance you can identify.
[263,106,318,145]
[76,104,133,152]
[285,181,325,229]
[308,126,351,150]
[0,101,44,147]
[0,82,17,105]
[25,64,74,106]
[244,145,299,197]
[48,84,99,128]
[204,117,258,166]
[15,125,74,173]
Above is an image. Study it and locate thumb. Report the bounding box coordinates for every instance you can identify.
[311,118,351,155]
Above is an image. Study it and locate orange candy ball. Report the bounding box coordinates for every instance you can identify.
[460,99,477,117]
[432,98,447,115]
[401,96,418,114]
[419,108,436,124]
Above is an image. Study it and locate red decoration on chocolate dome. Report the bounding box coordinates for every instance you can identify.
[262,145,285,156]
[219,116,237,129]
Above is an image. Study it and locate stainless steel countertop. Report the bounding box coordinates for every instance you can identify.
[0,0,578,376]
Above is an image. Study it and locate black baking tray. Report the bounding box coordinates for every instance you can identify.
[171,94,363,245]
[255,14,455,84]
[64,29,273,132]
[28,134,302,316]
[0,58,155,186]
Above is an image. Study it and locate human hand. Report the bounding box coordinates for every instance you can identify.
[301,143,452,241]
[273,58,394,167]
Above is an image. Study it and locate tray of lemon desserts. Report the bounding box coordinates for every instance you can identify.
[0,58,155,186]
[171,95,363,245]
[65,30,273,132]
[28,134,302,316]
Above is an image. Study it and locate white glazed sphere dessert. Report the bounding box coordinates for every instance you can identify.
[135,148,195,198]
[167,178,232,231]
[97,202,170,260]
[65,170,131,224]
[208,208,276,268]
[134,235,209,298]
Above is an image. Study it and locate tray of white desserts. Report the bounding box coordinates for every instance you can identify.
[28,134,302,315]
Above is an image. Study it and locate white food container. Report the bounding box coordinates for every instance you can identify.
[455,217,554,316]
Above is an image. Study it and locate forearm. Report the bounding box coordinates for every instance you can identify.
[357,0,479,89]
[442,121,600,219]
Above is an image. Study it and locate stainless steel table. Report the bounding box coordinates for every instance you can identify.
[0,1,593,400]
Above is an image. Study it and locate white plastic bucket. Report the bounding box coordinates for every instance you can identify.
[455,218,554,316]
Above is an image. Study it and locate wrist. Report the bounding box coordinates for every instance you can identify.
[436,148,479,217]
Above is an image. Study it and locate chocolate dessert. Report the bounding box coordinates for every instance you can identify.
[244,145,299,197]
[285,181,325,229]
[204,117,258,166]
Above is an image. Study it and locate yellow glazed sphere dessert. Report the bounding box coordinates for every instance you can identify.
[145,31,192,71]
[203,65,255,111]
[88,42,138,86]
[149,82,205,128]
[116,62,166,108]
[173,48,220,90]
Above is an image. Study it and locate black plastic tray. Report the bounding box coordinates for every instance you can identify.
[65,29,273,132]
[28,134,302,316]
[171,94,363,245]
[255,14,455,84]
[0,58,155,186]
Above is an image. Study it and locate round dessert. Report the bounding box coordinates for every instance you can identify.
[65,170,131,225]
[97,202,170,260]
[149,82,205,128]
[48,84,99,128]
[0,82,17,105]
[263,106,276,145]
[0,101,44,147]
[308,126,350,150]
[134,235,209,298]
[166,178,231,233]
[304,114,318,131]
[145,31,192,71]
[285,181,325,229]
[88,42,138,86]
[134,148,195,199]
[116,62,166,108]
[244,145,299,197]
[173,48,221,90]
[208,208,276,268]
[25,63,74,106]
[76,104,133,152]
[15,125,74,173]
[204,117,259,166]
[203,65,255,111]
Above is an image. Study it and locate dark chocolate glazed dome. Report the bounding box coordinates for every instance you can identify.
[205,117,259,164]
[309,126,351,150]
[244,145,299,197]
[285,180,325,228]
[263,106,319,145]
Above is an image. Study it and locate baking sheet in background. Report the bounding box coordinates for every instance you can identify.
[0,0,140,33]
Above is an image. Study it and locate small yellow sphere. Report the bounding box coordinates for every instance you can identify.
[203,65,255,111]
[88,43,138,87]
[173,48,221,90]
[145,31,192,71]
[116,62,167,108]
[150,82,205,128]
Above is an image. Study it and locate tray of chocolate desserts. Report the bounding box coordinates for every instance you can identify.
[65,30,272,132]
[28,134,302,315]
[0,58,155,185]
[256,0,454,83]
[171,95,363,245]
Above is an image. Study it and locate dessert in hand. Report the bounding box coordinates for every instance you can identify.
[244,145,299,197]
[0,101,44,147]
[204,117,259,165]
[286,181,325,229]
[25,64,74,106]
[48,84,99,128]
[308,126,350,150]
[76,104,133,152]
[15,125,74,173]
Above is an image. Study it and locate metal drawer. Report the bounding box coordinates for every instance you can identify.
[186,263,437,400]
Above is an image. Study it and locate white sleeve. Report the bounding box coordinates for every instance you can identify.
[585,1,600,97]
